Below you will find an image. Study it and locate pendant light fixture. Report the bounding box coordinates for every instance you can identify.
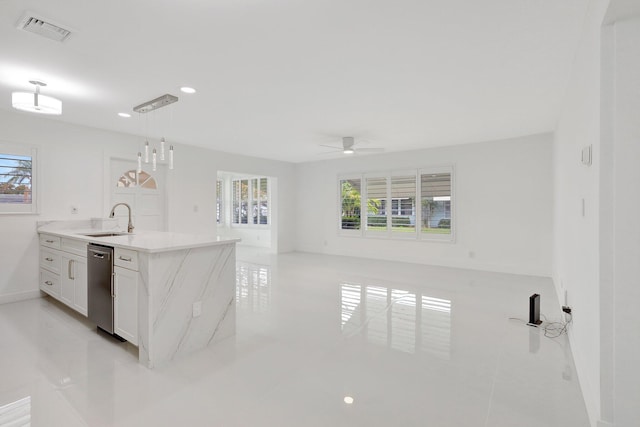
[132,94,177,171]
[12,81,62,115]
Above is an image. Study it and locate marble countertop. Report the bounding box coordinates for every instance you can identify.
[37,221,240,253]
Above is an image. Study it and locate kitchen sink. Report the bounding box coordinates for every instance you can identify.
[81,232,131,238]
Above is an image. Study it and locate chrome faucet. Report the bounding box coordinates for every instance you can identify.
[109,203,134,233]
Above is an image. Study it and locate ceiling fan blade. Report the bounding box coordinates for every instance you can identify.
[357,148,385,153]
[319,144,343,149]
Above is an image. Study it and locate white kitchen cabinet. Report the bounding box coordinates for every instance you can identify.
[114,265,138,345]
[39,233,88,316]
[61,254,88,316]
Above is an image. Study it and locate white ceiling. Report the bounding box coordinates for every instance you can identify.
[0,0,589,163]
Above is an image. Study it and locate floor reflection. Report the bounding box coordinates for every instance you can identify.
[0,396,31,425]
[341,283,452,358]
[236,262,271,313]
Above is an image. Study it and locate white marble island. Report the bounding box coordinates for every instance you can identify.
[38,221,239,368]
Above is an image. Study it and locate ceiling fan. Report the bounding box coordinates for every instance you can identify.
[319,136,385,155]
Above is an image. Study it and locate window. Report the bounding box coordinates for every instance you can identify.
[116,170,157,189]
[216,179,223,224]
[338,166,453,241]
[232,177,269,226]
[0,144,37,214]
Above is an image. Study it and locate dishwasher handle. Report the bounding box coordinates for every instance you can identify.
[89,248,112,260]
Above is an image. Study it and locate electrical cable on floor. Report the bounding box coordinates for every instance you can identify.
[541,312,572,338]
[508,312,572,339]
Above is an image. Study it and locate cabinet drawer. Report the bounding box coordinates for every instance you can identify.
[40,234,61,249]
[61,237,88,257]
[40,269,60,298]
[40,249,61,274]
[114,248,138,271]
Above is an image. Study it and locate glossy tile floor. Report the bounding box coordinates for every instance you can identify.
[0,249,590,426]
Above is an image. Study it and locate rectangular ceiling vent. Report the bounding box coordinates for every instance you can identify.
[17,12,73,42]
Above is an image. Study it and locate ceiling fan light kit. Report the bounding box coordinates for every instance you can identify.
[319,136,384,155]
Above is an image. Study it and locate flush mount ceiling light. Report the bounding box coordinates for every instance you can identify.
[12,80,62,115]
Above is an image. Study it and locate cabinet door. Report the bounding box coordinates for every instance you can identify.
[114,266,138,345]
[60,254,88,316]
[60,255,75,307]
[73,256,88,316]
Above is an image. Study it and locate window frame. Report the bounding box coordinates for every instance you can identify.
[0,142,38,215]
[337,165,454,242]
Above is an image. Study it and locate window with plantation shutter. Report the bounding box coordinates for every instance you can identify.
[216,180,223,224]
[232,177,269,226]
[391,175,416,234]
[366,177,387,232]
[232,179,248,224]
[338,166,453,241]
[420,172,452,236]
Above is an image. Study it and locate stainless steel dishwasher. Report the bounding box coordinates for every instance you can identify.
[87,244,115,334]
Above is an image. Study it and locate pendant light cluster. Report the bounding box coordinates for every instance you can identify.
[137,136,173,173]
[133,94,177,172]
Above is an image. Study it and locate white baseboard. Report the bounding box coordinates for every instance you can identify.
[0,290,42,305]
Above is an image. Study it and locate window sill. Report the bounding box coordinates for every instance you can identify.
[338,230,455,244]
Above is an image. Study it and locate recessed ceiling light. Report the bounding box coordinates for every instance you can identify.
[118,112,131,118]
[180,87,196,94]
[343,396,354,404]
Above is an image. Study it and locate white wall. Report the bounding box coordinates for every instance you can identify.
[603,7,640,427]
[164,145,295,253]
[0,108,296,302]
[553,1,640,426]
[296,133,553,276]
[552,2,610,426]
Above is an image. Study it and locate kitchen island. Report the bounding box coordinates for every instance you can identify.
[37,220,239,368]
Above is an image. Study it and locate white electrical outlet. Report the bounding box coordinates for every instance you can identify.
[192,301,202,318]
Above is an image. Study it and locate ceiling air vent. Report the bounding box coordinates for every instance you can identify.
[16,12,73,42]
